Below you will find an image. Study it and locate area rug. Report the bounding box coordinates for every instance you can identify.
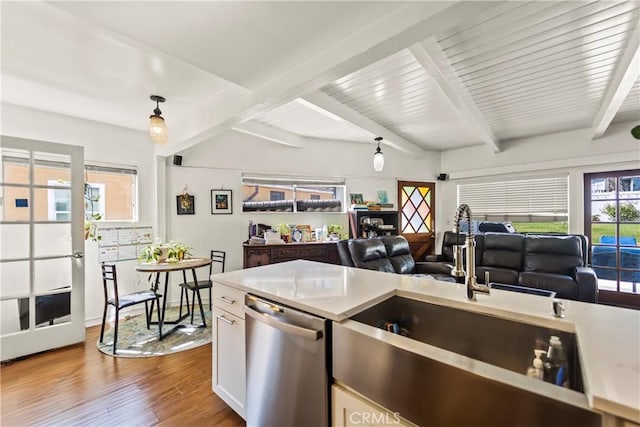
[97,306,212,358]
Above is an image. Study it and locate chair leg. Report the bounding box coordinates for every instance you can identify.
[144,301,150,329]
[194,287,206,327]
[156,297,163,340]
[190,290,196,324]
[99,304,108,343]
[113,308,119,354]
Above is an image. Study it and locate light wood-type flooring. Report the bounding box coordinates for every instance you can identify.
[0,325,245,426]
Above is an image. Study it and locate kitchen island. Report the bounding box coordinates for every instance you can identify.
[211,260,640,425]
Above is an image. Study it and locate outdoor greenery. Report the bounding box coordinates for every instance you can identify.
[84,183,102,242]
[601,202,640,222]
[511,222,640,245]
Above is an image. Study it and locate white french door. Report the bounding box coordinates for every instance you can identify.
[0,136,85,361]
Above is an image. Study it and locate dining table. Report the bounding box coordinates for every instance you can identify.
[135,257,212,338]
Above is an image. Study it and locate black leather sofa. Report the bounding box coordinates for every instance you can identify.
[422,231,598,303]
[337,235,454,280]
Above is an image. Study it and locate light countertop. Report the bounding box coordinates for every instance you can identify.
[212,260,640,423]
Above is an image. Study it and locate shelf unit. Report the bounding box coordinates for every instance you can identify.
[348,210,399,239]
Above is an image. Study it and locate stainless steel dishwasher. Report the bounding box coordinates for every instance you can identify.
[244,294,329,427]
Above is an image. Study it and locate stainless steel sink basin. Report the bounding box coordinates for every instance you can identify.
[333,296,601,427]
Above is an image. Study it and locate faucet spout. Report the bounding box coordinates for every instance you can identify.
[452,204,490,300]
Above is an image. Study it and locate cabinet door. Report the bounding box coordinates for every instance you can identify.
[333,385,414,427]
[244,247,271,268]
[212,308,246,419]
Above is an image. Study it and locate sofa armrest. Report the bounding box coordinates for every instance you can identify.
[425,254,445,262]
[414,262,453,275]
[574,266,598,303]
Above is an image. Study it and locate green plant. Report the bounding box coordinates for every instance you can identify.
[137,240,192,263]
[601,202,640,221]
[166,241,192,261]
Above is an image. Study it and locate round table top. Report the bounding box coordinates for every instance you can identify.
[135,257,212,272]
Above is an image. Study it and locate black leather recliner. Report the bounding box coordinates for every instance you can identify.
[339,235,444,277]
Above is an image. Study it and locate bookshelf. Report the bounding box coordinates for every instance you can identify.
[348,210,399,239]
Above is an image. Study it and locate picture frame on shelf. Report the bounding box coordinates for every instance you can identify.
[177,194,195,215]
[349,193,364,205]
[211,189,233,214]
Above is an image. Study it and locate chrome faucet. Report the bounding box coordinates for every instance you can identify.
[452,204,490,300]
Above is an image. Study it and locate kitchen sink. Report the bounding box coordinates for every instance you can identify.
[333,296,601,427]
[351,295,583,392]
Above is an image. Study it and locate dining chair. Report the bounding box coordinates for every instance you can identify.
[179,250,226,326]
[99,263,163,354]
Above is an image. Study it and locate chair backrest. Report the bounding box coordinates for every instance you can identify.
[210,250,226,274]
[347,238,395,273]
[379,235,415,274]
[101,263,120,304]
[337,240,354,267]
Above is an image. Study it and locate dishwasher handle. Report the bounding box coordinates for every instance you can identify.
[244,304,323,341]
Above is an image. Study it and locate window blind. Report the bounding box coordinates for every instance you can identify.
[458,176,568,222]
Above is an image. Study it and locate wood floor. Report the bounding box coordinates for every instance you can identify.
[0,325,245,426]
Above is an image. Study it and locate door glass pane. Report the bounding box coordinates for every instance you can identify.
[591,177,616,195]
[618,200,640,223]
[33,188,71,222]
[619,175,640,198]
[0,260,30,298]
[591,223,616,245]
[1,148,30,185]
[400,185,432,233]
[0,224,29,260]
[1,185,30,221]
[33,152,71,186]
[1,298,29,334]
[34,223,71,257]
[35,292,71,329]
[34,258,71,293]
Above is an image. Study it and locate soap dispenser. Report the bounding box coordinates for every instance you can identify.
[543,336,568,387]
[526,349,545,380]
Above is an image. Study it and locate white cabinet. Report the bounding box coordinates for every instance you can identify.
[332,385,415,427]
[212,282,245,419]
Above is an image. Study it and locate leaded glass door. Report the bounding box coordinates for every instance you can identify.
[398,181,436,260]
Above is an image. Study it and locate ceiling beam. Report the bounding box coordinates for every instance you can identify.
[592,26,640,139]
[301,91,425,156]
[157,1,503,156]
[232,120,305,148]
[410,39,501,153]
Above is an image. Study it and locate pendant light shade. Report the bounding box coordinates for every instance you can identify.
[149,95,168,144]
[373,137,384,172]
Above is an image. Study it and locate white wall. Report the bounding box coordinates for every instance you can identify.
[166,130,442,272]
[436,121,640,249]
[2,103,156,325]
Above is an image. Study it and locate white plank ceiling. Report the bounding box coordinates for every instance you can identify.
[1,1,638,156]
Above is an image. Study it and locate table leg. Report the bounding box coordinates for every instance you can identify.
[150,270,191,339]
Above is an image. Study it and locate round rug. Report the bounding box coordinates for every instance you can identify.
[97,306,212,358]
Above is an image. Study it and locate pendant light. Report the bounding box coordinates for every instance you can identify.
[149,95,168,144]
[373,137,384,172]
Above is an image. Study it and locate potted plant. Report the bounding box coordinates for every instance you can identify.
[166,241,192,261]
[328,224,345,240]
[138,240,192,263]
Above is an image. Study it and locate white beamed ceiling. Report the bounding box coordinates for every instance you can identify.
[1,1,638,155]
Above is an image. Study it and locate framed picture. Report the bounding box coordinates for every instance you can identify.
[211,189,233,214]
[350,193,364,205]
[177,194,195,215]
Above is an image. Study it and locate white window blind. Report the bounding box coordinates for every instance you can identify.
[458,176,568,222]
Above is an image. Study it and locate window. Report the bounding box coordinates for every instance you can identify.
[47,181,105,221]
[270,191,285,201]
[458,176,568,233]
[2,155,137,222]
[242,175,345,212]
